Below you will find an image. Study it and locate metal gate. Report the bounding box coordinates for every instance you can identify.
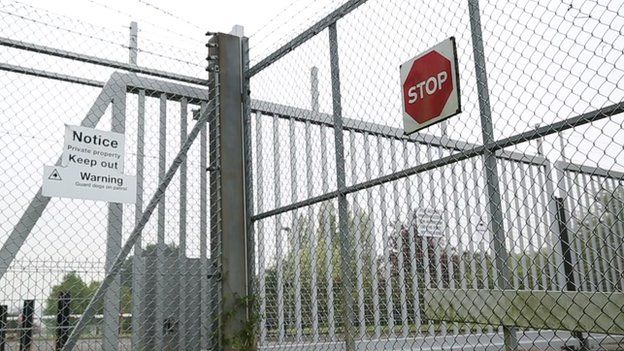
[245,0,624,350]
[1,1,624,351]
[0,18,248,350]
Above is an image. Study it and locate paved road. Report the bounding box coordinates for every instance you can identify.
[4,338,132,351]
[261,331,624,351]
[5,332,623,350]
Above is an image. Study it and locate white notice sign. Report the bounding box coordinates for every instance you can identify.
[42,165,136,203]
[62,125,125,172]
[42,125,136,203]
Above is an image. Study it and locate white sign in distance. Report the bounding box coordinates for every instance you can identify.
[42,125,136,203]
[414,208,444,238]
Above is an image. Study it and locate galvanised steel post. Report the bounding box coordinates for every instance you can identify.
[0,305,6,351]
[213,32,251,351]
[328,22,356,351]
[467,0,518,349]
[56,292,71,351]
[129,21,146,351]
[103,77,126,351]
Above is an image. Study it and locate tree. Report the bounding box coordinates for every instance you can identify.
[44,272,99,317]
[571,185,624,290]
[261,202,376,333]
[45,244,180,322]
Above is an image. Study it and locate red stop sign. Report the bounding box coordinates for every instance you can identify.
[402,50,453,124]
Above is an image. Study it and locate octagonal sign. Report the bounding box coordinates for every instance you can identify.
[400,37,461,135]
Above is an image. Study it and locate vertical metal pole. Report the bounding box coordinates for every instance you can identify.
[377,136,394,335]
[363,133,381,338]
[215,33,250,351]
[467,0,517,348]
[438,123,455,335]
[606,178,624,291]
[321,128,335,340]
[311,67,319,112]
[472,157,493,334]
[308,67,319,343]
[178,98,188,351]
[510,162,530,289]
[256,112,267,345]
[104,84,126,351]
[463,160,479,292]
[19,299,34,351]
[417,143,433,336]
[207,34,220,350]
[426,145,445,335]
[200,102,209,350]
[569,173,590,291]
[403,140,421,335]
[129,21,138,65]
[402,140,421,336]
[558,133,587,290]
[461,160,480,334]
[555,197,577,291]
[588,175,611,291]
[131,89,145,351]
[390,140,408,338]
[526,163,548,289]
[451,160,469,333]
[273,116,285,343]
[242,37,255,312]
[499,165,519,290]
[289,117,302,342]
[555,197,589,350]
[328,23,355,351]
[537,138,566,290]
[350,132,365,338]
[155,93,167,351]
[56,292,71,351]
[597,177,618,291]
[128,41,142,351]
[601,179,619,291]
[0,305,5,351]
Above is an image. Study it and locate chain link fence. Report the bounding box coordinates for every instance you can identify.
[0,1,223,349]
[1,0,624,351]
[247,0,624,350]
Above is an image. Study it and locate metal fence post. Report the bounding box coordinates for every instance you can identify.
[241,36,257,348]
[467,0,517,349]
[0,305,6,351]
[56,292,71,351]
[309,67,320,343]
[554,197,590,351]
[19,299,34,351]
[537,138,567,290]
[103,79,126,351]
[328,22,356,351]
[129,21,138,65]
[213,32,251,351]
[129,21,146,351]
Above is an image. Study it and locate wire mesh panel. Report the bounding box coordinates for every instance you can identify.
[246,0,624,350]
[0,6,221,350]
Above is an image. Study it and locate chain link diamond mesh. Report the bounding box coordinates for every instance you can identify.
[247,0,624,350]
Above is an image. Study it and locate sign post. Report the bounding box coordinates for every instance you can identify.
[400,37,461,134]
[42,125,136,203]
